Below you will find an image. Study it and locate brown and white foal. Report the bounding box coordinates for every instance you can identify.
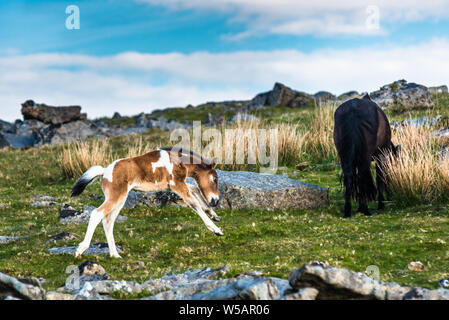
[71,147,222,258]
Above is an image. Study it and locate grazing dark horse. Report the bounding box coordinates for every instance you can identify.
[333,94,398,218]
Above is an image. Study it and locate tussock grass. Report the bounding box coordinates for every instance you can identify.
[215,105,337,171]
[382,125,449,204]
[60,135,157,178]
[61,139,114,178]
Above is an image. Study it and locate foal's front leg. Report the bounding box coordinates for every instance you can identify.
[172,182,223,236]
[187,183,221,222]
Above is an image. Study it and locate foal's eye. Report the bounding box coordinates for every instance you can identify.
[213,177,218,184]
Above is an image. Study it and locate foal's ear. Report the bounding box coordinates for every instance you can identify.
[210,157,218,169]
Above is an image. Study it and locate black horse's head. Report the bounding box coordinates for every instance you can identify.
[391,142,401,156]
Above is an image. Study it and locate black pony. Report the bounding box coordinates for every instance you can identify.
[333,94,398,218]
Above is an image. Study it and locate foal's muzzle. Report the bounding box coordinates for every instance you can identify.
[209,198,219,207]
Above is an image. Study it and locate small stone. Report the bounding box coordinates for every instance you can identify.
[0,236,28,244]
[32,200,58,207]
[47,243,123,256]
[439,279,449,289]
[133,261,145,269]
[78,261,106,276]
[407,261,425,272]
[45,232,78,244]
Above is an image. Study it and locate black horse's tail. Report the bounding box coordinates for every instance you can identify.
[338,110,377,202]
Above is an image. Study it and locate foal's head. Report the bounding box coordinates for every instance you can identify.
[194,159,219,207]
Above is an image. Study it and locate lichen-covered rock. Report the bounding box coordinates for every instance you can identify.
[288,263,449,300]
[281,287,319,300]
[46,291,75,300]
[47,243,122,256]
[0,272,45,300]
[0,235,28,244]
[21,100,86,125]
[428,85,448,95]
[45,232,78,244]
[248,82,314,109]
[78,261,106,277]
[59,204,127,224]
[314,91,337,103]
[131,170,328,211]
[370,80,435,109]
[215,170,329,210]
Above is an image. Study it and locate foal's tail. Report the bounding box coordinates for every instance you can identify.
[71,166,104,197]
[339,111,377,202]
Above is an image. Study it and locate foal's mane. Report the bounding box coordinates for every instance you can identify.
[159,147,213,167]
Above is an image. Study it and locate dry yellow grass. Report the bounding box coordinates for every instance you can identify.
[61,139,113,178]
[61,135,156,178]
[60,106,337,177]
[303,105,336,161]
[382,124,449,203]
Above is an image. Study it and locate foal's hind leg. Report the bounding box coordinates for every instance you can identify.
[102,198,127,258]
[75,206,105,258]
[75,197,125,258]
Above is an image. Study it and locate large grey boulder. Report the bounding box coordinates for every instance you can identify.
[289,262,449,300]
[0,132,35,149]
[0,119,15,133]
[33,121,96,146]
[370,79,435,109]
[215,170,328,210]
[140,266,291,300]
[131,170,328,211]
[21,100,86,125]
[0,272,45,300]
[0,133,10,149]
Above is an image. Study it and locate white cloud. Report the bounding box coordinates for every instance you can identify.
[1,38,449,122]
[136,0,449,37]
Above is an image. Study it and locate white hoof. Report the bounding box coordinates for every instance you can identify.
[75,244,88,258]
[110,253,122,259]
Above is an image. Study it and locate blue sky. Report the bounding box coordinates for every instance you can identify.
[1,0,449,121]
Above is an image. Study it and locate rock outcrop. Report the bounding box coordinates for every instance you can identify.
[247,82,315,110]
[370,80,435,109]
[3,262,449,300]
[314,91,337,103]
[21,100,86,125]
[288,262,449,300]
[428,85,448,95]
[0,272,45,300]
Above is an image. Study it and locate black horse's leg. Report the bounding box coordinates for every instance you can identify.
[356,166,372,216]
[343,172,352,218]
[376,163,385,210]
[357,197,370,215]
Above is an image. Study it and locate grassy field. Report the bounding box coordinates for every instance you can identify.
[1,96,449,293]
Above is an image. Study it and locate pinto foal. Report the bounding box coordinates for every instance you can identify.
[71,147,223,258]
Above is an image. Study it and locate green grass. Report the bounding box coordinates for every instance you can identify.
[1,141,449,292]
[2,102,449,294]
